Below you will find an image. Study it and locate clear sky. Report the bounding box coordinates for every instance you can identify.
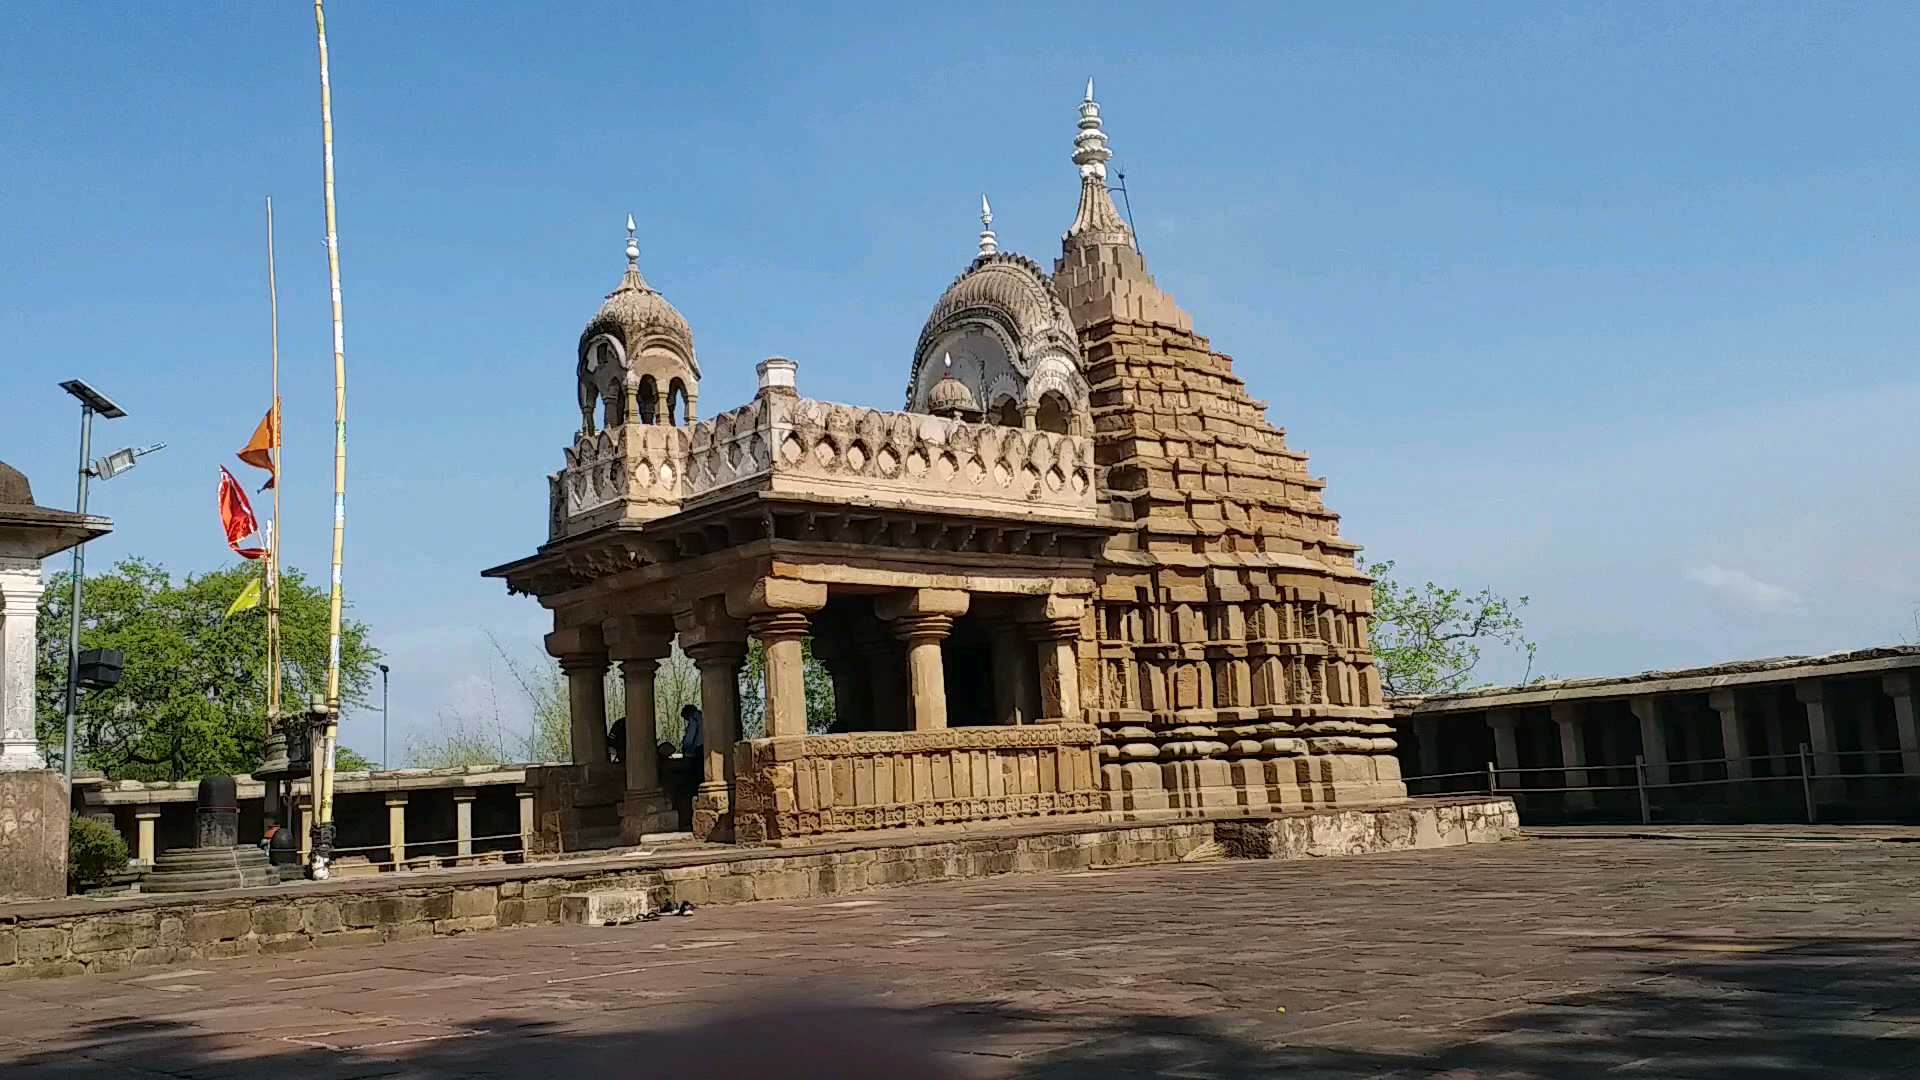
[6,3,1916,763]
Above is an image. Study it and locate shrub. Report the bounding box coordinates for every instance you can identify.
[68,814,129,890]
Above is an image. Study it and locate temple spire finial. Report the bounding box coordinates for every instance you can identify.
[1063,78,1133,251]
[623,213,639,269]
[978,194,997,257]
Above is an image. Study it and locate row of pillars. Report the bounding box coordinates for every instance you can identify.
[1422,673,1920,806]
[547,588,1086,831]
[130,787,531,868]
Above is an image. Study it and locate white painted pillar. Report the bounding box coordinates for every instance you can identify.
[453,791,476,858]
[0,565,49,770]
[134,809,161,865]
[385,792,408,868]
[517,787,536,853]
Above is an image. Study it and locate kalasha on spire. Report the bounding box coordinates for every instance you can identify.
[978,194,998,257]
[1063,78,1133,251]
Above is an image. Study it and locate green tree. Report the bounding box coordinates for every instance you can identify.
[1364,558,1537,699]
[34,557,378,781]
[334,746,378,772]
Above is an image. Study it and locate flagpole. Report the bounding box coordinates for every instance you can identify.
[264,196,283,738]
[312,0,348,879]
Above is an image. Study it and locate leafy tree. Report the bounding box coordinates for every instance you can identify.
[1364,558,1537,699]
[34,557,378,781]
[334,746,378,772]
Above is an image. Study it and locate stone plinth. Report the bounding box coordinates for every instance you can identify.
[523,762,625,854]
[732,724,1102,843]
[0,770,68,900]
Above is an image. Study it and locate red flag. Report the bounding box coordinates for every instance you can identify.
[219,466,267,560]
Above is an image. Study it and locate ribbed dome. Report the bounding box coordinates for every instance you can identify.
[579,266,699,378]
[927,371,978,415]
[914,253,1078,370]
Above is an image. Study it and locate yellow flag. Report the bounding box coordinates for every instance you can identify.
[225,575,264,617]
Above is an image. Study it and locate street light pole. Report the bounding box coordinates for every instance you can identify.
[62,401,95,786]
[378,663,390,769]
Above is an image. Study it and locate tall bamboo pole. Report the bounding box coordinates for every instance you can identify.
[264,197,283,733]
[312,0,348,877]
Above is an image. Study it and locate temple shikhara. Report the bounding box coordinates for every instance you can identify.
[484,83,1400,846]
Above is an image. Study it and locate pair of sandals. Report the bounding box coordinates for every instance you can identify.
[640,900,696,922]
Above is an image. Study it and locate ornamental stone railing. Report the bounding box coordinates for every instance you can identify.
[550,392,1097,541]
[731,725,1102,843]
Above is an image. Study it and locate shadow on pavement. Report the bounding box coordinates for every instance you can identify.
[6,932,1916,1079]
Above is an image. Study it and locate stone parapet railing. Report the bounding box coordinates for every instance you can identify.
[551,393,1097,539]
[732,725,1102,842]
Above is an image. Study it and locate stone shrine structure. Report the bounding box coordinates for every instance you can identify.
[0,460,111,898]
[486,84,1402,845]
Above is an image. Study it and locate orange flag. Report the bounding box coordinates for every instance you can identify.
[237,402,279,490]
[219,466,267,560]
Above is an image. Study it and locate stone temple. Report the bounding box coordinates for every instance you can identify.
[485,84,1400,845]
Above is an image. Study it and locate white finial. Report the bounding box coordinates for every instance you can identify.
[942,351,953,372]
[1074,80,1111,181]
[624,213,639,268]
[977,194,997,257]
[1085,77,1095,102]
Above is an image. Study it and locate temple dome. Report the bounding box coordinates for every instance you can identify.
[907,251,1085,419]
[579,265,698,379]
[926,367,979,417]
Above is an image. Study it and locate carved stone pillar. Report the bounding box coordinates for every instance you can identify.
[622,380,640,426]
[384,793,407,868]
[453,791,476,858]
[545,626,609,766]
[1551,702,1593,811]
[1030,619,1084,723]
[878,589,970,732]
[0,564,48,770]
[134,808,161,865]
[750,612,813,738]
[654,390,669,426]
[1630,695,1668,786]
[686,638,745,841]
[606,615,677,841]
[1883,673,1920,779]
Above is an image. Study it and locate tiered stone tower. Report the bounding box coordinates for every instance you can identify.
[1055,82,1403,813]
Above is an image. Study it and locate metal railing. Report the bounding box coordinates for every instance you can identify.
[1407,745,1919,825]
[311,829,531,871]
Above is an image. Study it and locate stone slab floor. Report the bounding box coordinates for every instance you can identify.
[3,833,1917,1079]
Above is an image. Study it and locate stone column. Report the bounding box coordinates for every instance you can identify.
[453,791,476,858]
[749,612,813,738]
[545,625,610,766]
[296,793,313,863]
[1551,703,1593,811]
[1630,696,1669,786]
[681,603,747,842]
[1796,680,1841,802]
[517,786,536,851]
[1487,709,1521,791]
[878,589,970,732]
[0,563,48,770]
[384,793,408,868]
[1017,595,1086,724]
[134,809,161,865]
[989,621,1032,726]
[1709,691,1752,796]
[605,616,677,841]
[1413,717,1442,779]
[1883,673,1920,779]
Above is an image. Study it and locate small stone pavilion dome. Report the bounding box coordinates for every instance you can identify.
[906,198,1089,432]
[925,355,981,419]
[576,216,699,431]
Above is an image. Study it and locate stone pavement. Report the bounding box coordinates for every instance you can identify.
[1,833,1916,1079]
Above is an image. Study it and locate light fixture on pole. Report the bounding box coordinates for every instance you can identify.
[57,379,163,785]
[377,663,390,770]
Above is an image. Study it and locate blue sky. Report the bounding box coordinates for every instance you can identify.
[6,3,1916,762]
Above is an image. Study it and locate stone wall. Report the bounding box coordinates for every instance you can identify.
[0,797,1517,983]
[732,725,1102,842]
[0,770,66,901]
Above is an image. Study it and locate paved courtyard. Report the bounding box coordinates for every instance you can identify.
[2,832,1917,1078]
